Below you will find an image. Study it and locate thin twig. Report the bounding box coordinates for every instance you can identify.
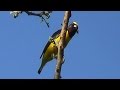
[24,11,50,27]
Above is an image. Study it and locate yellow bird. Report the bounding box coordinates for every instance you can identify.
[38,22,79,74]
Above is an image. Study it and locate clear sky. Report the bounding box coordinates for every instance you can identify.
[0,11,120,79]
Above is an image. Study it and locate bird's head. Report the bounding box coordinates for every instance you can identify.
[68,21,79,38]
[72,21,79,33]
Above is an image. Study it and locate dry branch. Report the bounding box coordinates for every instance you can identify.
[54,11,71,79]
[10,11,52,27]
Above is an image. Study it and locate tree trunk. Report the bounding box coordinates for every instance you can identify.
[54,11,71,79]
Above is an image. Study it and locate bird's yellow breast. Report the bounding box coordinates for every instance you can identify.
[42,31,70,61]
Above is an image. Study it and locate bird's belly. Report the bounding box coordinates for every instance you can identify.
[43,43,58,61]
[42,32,71,61]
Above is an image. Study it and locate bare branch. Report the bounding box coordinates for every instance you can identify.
[10,11,22,18]
[54,11,71,79]
[10,11,52,28]
[24,11,51,27]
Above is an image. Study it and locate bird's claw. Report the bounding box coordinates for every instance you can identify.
[52,54,55,59]
[52,54,57,59]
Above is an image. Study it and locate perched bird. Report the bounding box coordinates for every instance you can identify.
[38,22,79,74]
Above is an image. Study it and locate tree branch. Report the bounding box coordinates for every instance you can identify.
[54,11,71,79]
[25,11,51,27]
[10,11,52,28]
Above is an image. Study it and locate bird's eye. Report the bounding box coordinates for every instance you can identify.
[74,24,77,28]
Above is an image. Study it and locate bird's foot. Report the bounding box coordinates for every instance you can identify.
[52,54,55,59]
[52,54,58,59]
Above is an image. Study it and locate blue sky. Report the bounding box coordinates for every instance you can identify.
[0,11,120,79]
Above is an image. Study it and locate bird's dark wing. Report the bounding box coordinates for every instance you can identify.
[40,29,61,59]
[51,29,61,38]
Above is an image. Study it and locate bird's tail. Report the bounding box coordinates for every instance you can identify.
[38,60,46,74]
[38,65,44,74]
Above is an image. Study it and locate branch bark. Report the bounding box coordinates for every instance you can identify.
[54,11,71,79]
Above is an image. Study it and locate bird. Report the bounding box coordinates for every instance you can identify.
[38,21,79,74]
